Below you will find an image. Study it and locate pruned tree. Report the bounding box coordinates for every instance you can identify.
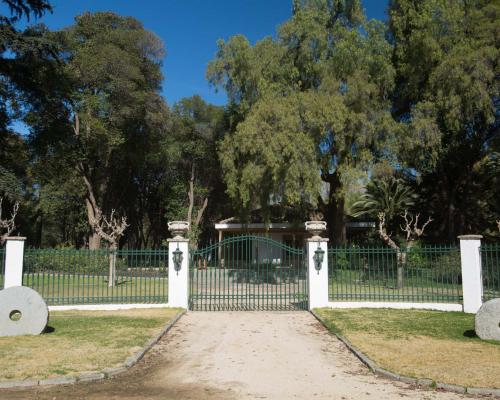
[90,208,128,287]
[497,220,500,234]
[399,211,433,250]
[378,210,432,289]
[0,197,20,245]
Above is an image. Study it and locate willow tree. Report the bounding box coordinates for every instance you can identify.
[208,0,400,243]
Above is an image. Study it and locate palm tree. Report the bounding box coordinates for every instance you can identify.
[351,177,417,221]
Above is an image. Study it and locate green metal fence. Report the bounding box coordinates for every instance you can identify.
[0,248,4,289]
[328,245,462,303]
[480,244,500,301]
[23,248,168,305]
[190,235,308,311]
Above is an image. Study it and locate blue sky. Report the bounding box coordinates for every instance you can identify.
[5,0,388,107]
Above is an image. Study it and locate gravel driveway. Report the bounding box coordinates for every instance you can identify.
[0,312,471,399]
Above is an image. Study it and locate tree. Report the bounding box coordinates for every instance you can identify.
[30,12,168,248]
[0,196,19,244]
[208,0,416,243]
[90,209,128,286]
[168,96,226,245]
[389,0,500,240]
[351,177,418,223]
[378,210,432,289]
[0,0,54,132]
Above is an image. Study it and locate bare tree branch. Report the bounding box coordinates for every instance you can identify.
[399,210,433,246]
[90,208,129,249]
[497,220,500,233]
[378,212,399,251]
[0,197,20,245]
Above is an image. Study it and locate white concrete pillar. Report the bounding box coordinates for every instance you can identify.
[4,237,26,288]
[168,238,189,308]
[307,238,329,310]
[458,235,483,313]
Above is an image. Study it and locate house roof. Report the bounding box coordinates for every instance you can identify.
[214,222,375,232]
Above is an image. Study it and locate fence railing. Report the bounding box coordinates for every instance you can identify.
[328,245,462,303]
[480,244,500,302]
[23,248,168,305]
[0,248,4,290]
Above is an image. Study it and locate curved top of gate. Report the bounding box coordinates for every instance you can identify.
[192,235,304,255]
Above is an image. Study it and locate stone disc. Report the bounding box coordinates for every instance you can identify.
[475,298,500,341]
[0,286,49,337]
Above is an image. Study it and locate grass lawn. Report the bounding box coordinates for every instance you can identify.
[0,308,181,381]
[315,308,500,389]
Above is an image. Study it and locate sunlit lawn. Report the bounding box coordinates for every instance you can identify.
[315,308,500,388]
[0,308,182,381]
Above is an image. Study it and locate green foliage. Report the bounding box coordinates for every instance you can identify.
[389,0,500,240]
[24,250,112,274]
[208,1,402,239]
[351,177,417,221]
[0,165,22,200]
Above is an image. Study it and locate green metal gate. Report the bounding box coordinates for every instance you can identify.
[189,235,308,311]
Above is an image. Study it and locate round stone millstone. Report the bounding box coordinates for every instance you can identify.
[475,298,500,341]
[0,286,49,337]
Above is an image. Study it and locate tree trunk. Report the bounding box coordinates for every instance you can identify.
[86,198,101,249]
[396,251,406,290]
[89,233,101,249]
[108,244,117,287]
[324,171,346,245]
[330,196,346,244]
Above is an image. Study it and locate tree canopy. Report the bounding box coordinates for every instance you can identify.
[1,0,499,247]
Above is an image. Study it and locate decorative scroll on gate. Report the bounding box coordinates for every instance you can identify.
[189,235,308,311]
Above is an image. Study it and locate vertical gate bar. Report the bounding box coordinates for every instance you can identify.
[231,237,235,310]
[255,236,262,310]
[279,245,282,310]
[266,238,269,310]
[216,241,219,310]
[247,236,250,310]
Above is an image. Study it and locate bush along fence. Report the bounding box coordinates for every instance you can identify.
[0,229,498,312]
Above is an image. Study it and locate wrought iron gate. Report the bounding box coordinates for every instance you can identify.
[189,235,308,311]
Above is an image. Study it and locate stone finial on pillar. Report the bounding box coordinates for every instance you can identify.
[305,221,329,310]
[167,221,189,308]
[458,235,483,313]
[4,237,26,289]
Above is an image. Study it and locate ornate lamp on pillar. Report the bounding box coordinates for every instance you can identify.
[167,221,190,308]
[305,220,329,310]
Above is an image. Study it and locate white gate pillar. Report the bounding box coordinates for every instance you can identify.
[458,235,483,313]
[4,237,26,288]
[305,221,329,310]
[167,221,190,309]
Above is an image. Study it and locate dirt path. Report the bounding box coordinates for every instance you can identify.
[0,312,473,400]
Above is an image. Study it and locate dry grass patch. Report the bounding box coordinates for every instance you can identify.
[0,308,182,381]
[316,308,500,389]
